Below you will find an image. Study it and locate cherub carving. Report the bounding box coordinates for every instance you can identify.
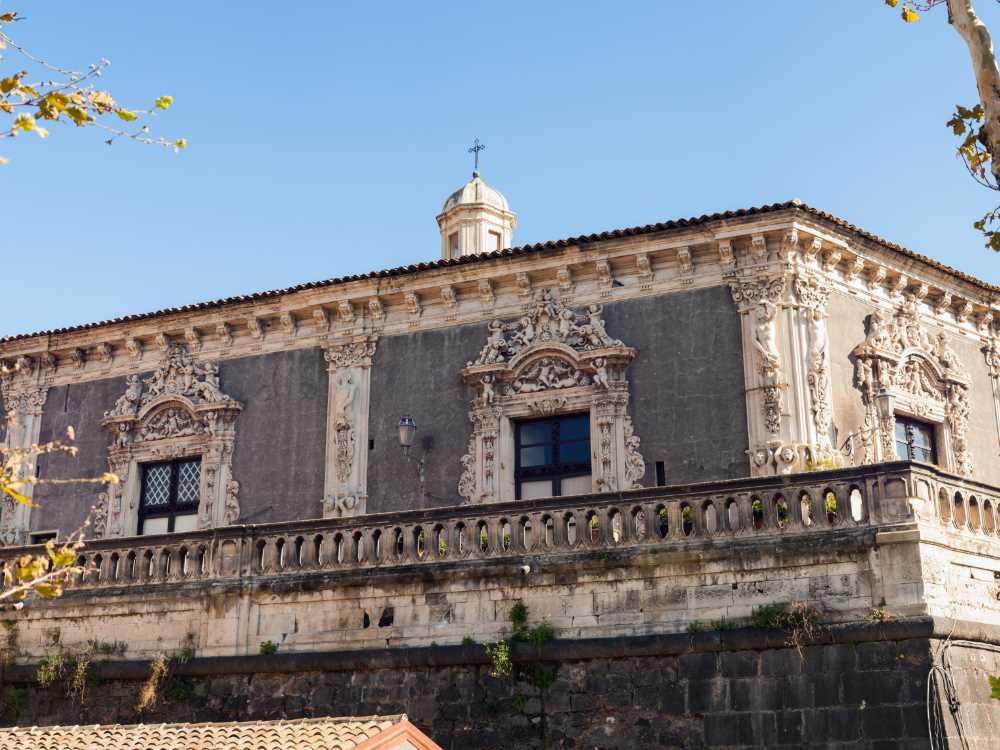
[592,357,610,389]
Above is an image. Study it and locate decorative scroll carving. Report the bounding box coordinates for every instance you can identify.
[851,300,972,475]
[461,290,643,503]
[623,417,645,489]
[101,344,242,536]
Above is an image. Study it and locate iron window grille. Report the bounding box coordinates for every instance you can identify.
[139,458,201,534]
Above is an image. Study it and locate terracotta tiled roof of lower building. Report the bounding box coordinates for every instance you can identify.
[0,714,442,750]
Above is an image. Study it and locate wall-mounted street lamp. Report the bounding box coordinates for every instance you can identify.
[397,415,427,498]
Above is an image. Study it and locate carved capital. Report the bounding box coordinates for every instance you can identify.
[324,337,377,370]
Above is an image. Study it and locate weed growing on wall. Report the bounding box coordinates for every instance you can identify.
[485,600,557,750]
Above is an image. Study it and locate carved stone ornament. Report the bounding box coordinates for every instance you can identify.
[323,337,377,518]
[100,343,243,536]
[851,299,972,475]
[459,289,644,503]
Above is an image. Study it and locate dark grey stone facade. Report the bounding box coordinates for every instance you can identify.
[602,287,749,484]
[220,348,328,524]
[32,376,127,535]
[367,322,485,513]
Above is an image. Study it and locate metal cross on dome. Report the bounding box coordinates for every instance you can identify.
[468,138,486,171]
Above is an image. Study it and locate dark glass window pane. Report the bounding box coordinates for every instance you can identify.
[519,422,551,446]
[913,446,934,463]
[560,441,590,464]
[894,421,910,460]
[559,415,589,441]
[142,464,171,507]
[911,425,933,450]
[520,445,551,468]
[176,461,201,506]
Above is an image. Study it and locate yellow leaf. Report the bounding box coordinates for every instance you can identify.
[0,12,18,22]
[2,484,33,506]
[174,138,187,151]
[902,7,919,22]
[885,0,898,6]
[13,112,34,131]
[155,95,173,110]
[0,157,8,166]
[116,108,138,122]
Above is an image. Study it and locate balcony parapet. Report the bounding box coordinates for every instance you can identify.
[3,461,997,596]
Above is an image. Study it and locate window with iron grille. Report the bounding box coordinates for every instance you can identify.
[515,414,591,500]
[139,458,201,534]
[894,416,937,465]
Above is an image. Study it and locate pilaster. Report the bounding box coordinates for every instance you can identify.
[323,336,377,517]
[0,356,50,545]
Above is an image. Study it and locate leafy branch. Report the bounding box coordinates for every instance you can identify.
[0,7,184,163]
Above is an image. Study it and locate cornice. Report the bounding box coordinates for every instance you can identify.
[4,207,1000,387]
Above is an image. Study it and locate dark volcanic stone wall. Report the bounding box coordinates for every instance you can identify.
[32,376,127,535]
[220,348,327,524]
[602,287,749,484]
[367,322,485,513]
[5,624,994,749]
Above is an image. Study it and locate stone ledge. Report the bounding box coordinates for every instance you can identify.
[3,616,995,684]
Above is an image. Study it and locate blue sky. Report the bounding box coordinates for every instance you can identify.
[2,1,999,337]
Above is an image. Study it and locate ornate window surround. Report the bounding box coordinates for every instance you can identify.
[851,299,972,476]
[100,343,242,537]
[459,290,645,503]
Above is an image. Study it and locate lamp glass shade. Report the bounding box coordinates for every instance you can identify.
[398,415,417,449]
[875,391,894,422]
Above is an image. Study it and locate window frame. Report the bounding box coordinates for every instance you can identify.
[138,458,202,534]
[514,413,591,500]
[894,415,938,465]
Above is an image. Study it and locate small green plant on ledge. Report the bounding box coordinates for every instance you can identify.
[750,602,822,655]
[485,600,557,750]
[687,618,739,634]
[258,640,278,656]
[866,607,889,623]
[461,636,477,646]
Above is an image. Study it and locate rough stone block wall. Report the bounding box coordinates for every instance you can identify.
[2,621,997,749]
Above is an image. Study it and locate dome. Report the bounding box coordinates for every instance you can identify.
[441,171,509,214]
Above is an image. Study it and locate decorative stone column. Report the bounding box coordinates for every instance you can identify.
[0,356,50,545]
[323,336,377,518]
[983,335,1000,455]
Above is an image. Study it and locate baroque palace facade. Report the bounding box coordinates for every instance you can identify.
[2,175,1000,747]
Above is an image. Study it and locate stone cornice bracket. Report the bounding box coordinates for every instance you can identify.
[749,233,768,265]
[821,248,842,273]
[70,348,86,370]
[279,312,297,338]
[516,272,532,299]
[676,246,693,281]
[337,301,355,326]
[125,337,143,361]
[312,306,330,332]
[717,240,736,275]
[216,321,233,347]
[844,255,866,283]
[556,267,574,295]
[404,292,422,321]
[478,279,495,308]
[595,260,614,294]
[636,253,654,286]
[441,286,458,315]
[95,343,113,365]
[246,316,264,340]
[867,266,887,292]
[801,237,822,267]
[185,327,202,351]
[777,228,798,265]
[367,297,384,323]
[155,332,170,352]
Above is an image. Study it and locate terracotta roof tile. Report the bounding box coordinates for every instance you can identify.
[1,199,995,344]
[0,715,408,750]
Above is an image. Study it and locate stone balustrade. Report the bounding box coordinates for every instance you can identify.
[3,461,997,595]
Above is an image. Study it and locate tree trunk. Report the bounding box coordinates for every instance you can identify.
[949,0,1000,187]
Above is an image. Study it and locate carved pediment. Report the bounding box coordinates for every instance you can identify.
[104,343,237,421]
[468,289,623,367]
